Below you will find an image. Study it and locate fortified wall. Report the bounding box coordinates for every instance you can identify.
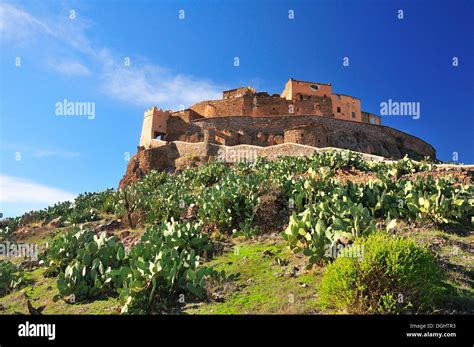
[124,78,436,187]
[185,116,435,159]
[138,78,385,149]
[158,114,434,159]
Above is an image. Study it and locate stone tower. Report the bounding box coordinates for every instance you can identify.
[139,106,170,147]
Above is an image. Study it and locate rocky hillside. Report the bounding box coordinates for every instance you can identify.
[1,151,472,315]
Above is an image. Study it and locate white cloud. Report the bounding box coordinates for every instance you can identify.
[100,58,223,108]
[49,60,90,76]
[0,2,95,54]
[0,175,75,204]
[0,3,52,41]
[1,2,225,109]
[34,149,81,158]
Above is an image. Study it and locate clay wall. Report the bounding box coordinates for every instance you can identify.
[190,115,435,159]
[281,79,333,100]
[331,94,361,122]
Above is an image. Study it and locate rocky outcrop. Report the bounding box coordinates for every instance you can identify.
[119,146,169,188]
[119,142,389,188]
[120,115,437,189]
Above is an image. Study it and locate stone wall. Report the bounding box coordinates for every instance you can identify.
[223,87,256,99]
[166,114,203,142]
[284,125,329,148]
[292,95,333,116]
[189,115,436,159]
[251,94,291,116]
[119,142,395,188]
[186,93,334,119]
[331,94,361,122]
[361,111,381,125]
[190,96,251,117]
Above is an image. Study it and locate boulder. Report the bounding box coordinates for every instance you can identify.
[48,217,63,228]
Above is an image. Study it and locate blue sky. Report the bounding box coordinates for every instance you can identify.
[1,0,473,217]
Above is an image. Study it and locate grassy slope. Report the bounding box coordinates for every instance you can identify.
[1,223,471,315]
[0,267,119,315]
[184,237,326,314]
[395,223,473,314]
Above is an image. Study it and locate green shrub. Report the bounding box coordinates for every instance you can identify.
[402,177,474,225]
[0,217,21,240]
[43,228,96,276]
[111,221,217,314]
[197,173,260,234]
[66,207,101,225]
[45,201,72,223]
[56,232,125,302]
[187,160,230,188]
[0,260,24,296]
[391,155,433,176]
[319,232,443,314]
[310,150,369,171]
[144,180,191,225]
[283,201,377,265]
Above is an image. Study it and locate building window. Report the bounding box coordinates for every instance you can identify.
[309,84,319,91]
[370,117,376,124]
[154,132,165,141]
[299,95,304,101]
[337,95,341,100]
[337,107,341,113]
[352,111,356,118]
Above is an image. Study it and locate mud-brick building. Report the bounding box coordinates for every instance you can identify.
[137,78,433,159]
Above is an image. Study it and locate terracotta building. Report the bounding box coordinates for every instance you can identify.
[140,78,384,147]
[136,78,434,163]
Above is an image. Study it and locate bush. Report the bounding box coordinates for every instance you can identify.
[0,217,21,240]
[56,232,125,302]
[401,177,474,225]
[319,232,443,314]
[0,260,24,296]
[391,155,433,176]
[283,183,378,265]
[310,150,369,172]
[45,201,72,223]
[43,228,96,276]
[197,173,260,234]
[112,221,218,314]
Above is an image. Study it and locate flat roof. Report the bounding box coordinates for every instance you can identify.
[223,86,255,93]
[333,93,361,100]
[361,111,381,117]
[289,78,332,86]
